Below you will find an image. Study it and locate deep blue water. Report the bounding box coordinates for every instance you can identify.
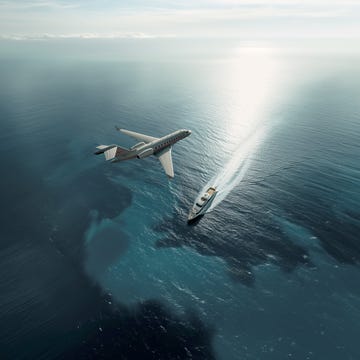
[0,43,360,360]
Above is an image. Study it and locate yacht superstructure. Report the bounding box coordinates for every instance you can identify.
[188,186,217,222]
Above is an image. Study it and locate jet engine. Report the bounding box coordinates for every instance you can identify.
[137,148,154,159]
[130,141,146,150]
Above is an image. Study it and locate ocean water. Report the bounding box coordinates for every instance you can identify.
[0,42,360,360]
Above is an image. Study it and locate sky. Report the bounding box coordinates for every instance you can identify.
[0,0,360,41]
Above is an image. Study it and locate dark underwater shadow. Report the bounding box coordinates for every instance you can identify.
[63,299,216,360]
[154,194,311,287]
[0,162,216,360]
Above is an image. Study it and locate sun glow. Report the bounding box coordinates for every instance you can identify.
[218,47,283,152]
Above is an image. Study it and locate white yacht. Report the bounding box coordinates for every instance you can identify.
[188,186,217,222]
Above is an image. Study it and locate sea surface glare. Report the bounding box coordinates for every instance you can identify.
[0,42,360,360]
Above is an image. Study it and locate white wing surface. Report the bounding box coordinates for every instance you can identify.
[116,127,158,143]
[157,148,174,178]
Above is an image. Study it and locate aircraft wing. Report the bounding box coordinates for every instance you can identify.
[116,127,158,143]
[156,147,174,179]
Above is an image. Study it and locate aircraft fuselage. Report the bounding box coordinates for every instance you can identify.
[110,129,191,162]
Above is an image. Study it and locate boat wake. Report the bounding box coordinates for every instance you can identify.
[199,126,267,213]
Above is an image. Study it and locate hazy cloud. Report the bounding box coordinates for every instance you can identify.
[0,32,162,41]
[0,0,79,10]
[0,0,359,40]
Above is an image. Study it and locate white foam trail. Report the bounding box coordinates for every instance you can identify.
[196,126,267,212]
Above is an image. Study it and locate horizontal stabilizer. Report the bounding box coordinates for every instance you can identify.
[95,144,130,161]
[94,145,116,155]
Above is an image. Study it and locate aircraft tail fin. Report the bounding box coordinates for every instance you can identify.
[94,145,130,161]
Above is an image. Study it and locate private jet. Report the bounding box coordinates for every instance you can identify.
[94,127,191,178]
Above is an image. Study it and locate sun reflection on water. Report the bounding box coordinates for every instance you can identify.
[221,47,282,149]
[193,47,285,211]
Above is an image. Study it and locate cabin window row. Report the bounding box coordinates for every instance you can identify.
[154,136,179,150]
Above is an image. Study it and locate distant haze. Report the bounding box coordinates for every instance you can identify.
[0,0,360,41]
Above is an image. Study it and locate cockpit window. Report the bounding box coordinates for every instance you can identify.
[196,203,202,207]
